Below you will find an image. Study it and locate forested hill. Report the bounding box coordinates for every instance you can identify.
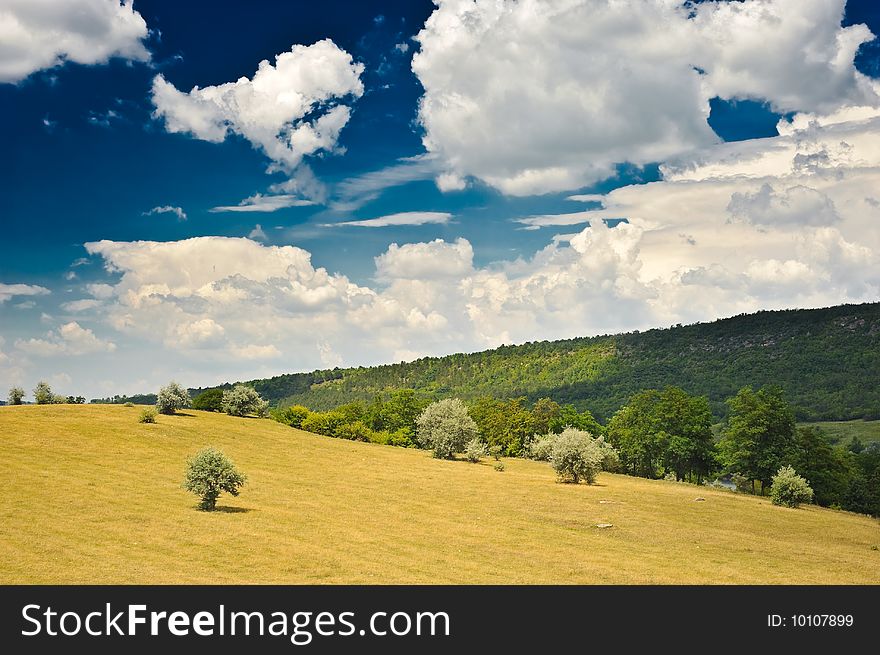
[196,302,880,422]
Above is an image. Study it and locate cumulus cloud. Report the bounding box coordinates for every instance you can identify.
[323,211,452,228]
[0,282,50,303]
[412,0,879,195]
[16,321,116,356]
[0,0,150,84]
[143,205,187,221]
[62,102,880,385]
[727,184,839,227]
[151,39,364,172]
[375,238,473,280]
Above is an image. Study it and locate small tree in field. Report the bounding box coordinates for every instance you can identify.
[183,447,247,511]
[156,381,191,415]
[221,385,269,417]
[465,438,488,463]
[770,465,814,508]
[550,428,605,484]
[416,398,479,459]
[7,387,25,405]
[33,381,53,405]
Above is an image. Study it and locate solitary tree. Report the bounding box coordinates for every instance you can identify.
[183,447,247,511]
[33,381,53,405]
[221,385,269,417]
[7,387,25,405]
[549,428,606,484]
[770,465,814,508]
[156,381,191,415]
[416,398,478,459]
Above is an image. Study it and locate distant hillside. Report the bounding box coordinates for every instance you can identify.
[195,302,880,422]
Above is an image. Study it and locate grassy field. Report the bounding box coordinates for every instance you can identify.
[800,419,880,446]
[1,405,878,584]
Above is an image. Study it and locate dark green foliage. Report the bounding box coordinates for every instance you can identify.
[192,389,224,412]
[182,447,247,511]
[90,394,158,405]
[468,396,536,456]
[607,386,716,482]
[719,386,796,494]
[245,303,880,422]
[787,426,852,507]
[271,405,311,428]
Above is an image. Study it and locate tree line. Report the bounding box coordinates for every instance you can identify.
[265,384,879,517]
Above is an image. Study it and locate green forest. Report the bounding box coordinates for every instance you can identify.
[192,302,880,422]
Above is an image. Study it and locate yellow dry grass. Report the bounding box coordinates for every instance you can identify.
[1,405,877,584]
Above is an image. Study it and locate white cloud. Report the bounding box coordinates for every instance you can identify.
[412,0,879,196]
[209,194,314,213]
[61,298,103,312]
[247,224,268,241]
[86,283,115,299]
[15,321,116,356]
[143,205,187,221]
[727,184,839,227]
[323,211,452,228]
[331,156,439,211]
[375,238,473,280]
[0,282,50,303]
[151,39,364,172]
[0,0,150,84]
[68,105,880,385]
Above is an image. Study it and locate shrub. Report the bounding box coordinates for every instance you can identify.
[51,394,68,404]
[488,444,503,461]
[156,381,191,415]
[182,447,247,511]
[549,428,605,484]
[7,387,25,405]
[528,432,558,461]
[372,428,417,448]
[271,405,311,428]
[770,465,814,508]
[221,385,269,417]
[664,471,678,482]
[33,381,53,405]
[334,420,374,442]
[138,407,157,423]
[416,398,479,459]
[123,401,135,408]
[494,461,505,472]
[465,438,488,463]
[192,389,224,412]
[301,410,346,436]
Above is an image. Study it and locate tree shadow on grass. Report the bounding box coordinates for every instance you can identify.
[171,412,197,418]
[212,506,254,514]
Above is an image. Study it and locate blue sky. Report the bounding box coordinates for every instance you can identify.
[2,0,880,399]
